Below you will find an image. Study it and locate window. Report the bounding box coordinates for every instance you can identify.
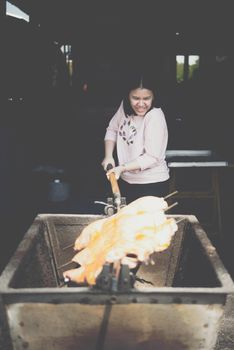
[61,45,73,86]
[176,55,185,83]
[176,55,199,83]
[188,55,199,79]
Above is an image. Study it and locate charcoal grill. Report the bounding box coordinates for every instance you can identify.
[0,213,233,350]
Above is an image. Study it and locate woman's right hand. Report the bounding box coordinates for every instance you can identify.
[101,157,115,171]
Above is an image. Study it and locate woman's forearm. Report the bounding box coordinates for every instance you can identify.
[107,159,141,179]
[122,159,141,172]
[104,140,116,158]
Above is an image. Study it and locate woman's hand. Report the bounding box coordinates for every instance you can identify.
[101,157,115,171]
[106,165,125,180]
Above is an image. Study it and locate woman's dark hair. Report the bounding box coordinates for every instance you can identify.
[122,73,162,116]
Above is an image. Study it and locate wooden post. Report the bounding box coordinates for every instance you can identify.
[183,54,189,81]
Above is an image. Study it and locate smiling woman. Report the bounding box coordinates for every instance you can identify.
[101,73,170,203]
[128,88,154,116]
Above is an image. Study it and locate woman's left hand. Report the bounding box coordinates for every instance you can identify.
[106,165,125,180]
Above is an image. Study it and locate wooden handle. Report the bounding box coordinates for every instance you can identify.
[106,163,121,196]
[108,172,121,195]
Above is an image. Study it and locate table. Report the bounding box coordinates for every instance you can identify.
[166,150,233,235]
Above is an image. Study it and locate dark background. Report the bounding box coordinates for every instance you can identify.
[1,0,234,276]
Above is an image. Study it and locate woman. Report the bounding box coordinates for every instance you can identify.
[102,74,169,203]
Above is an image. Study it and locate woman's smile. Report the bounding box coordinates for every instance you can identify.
[129,88,154,116]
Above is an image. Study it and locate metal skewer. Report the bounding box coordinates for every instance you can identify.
[164,202,178,212]
[164,190,178,200]
[175,217,187,224]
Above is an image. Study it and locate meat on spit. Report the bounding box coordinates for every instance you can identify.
[63,196,178,286]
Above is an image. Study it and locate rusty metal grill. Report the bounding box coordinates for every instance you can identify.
[0,214,233,350]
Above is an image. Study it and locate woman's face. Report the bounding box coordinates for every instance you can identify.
[129,88,154,116]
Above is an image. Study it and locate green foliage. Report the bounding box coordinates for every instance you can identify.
[189,61,199,79]
[177,58,199,83]
[176,63,184,83]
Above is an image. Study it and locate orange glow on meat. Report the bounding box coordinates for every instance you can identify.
[63,196,178,285]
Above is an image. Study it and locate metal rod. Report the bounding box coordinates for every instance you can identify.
[175,217,187,224]
[164,202,178,211]
[63,243,75,250]
[95,304,112,350]
[94,201,108,206]
[164,190,178,200]
[58,281,68,288]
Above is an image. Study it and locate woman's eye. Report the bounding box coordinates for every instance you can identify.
[131,96,152,101]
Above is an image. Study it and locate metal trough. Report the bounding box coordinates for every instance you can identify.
[0,214,233,350]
